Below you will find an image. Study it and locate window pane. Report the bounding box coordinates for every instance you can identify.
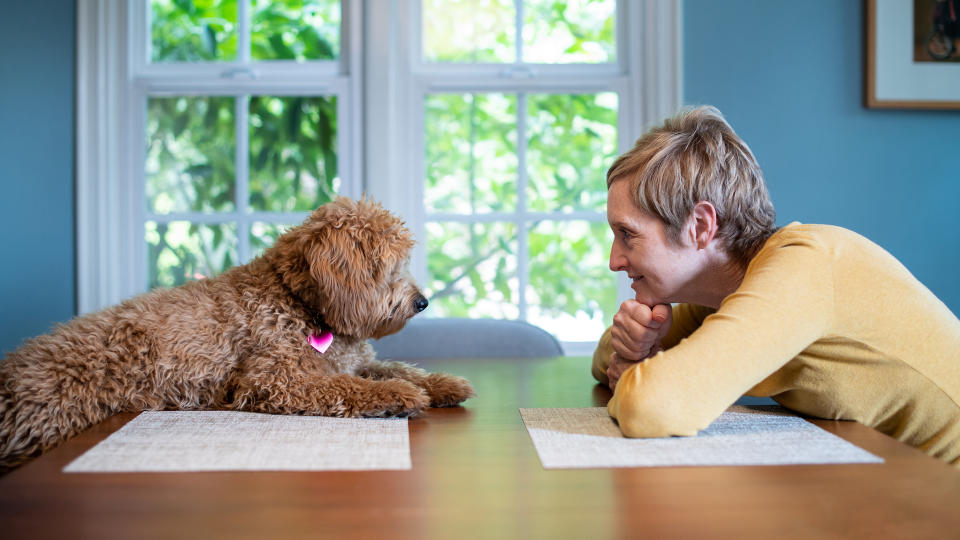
[425,93,517,213]
[422,0,515,62]
[147,97,236,214]
[526,93,617,212]
[527,220,616,340]
[523,0,616,63]
[425,221,518,318]
[249,96,339,212]
[250,222,295,258]
[151,0,238,62]
[147,221,238,289]
[251,0,340,61]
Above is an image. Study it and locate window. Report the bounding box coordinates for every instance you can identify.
[416,1,620,346]
[143,0,356,288]
[78,1,680,353]
[77,0,359,309]
[364,0,679,352]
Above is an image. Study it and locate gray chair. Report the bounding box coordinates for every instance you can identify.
[371,318,563,359]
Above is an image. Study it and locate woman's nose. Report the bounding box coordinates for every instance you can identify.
[609,243,627,272]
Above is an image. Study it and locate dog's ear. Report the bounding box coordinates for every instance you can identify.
[274,196,415,336]
[303,196,413,290]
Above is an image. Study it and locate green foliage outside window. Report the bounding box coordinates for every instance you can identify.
[150,0,339,62]
[151,0,239,62]
[425,92,619,337]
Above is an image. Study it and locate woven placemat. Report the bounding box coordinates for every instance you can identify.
[64,410,411,472]
[519,406,883,468]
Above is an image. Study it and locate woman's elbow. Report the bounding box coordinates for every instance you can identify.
[610,393,706,438]
[591,327,614,384]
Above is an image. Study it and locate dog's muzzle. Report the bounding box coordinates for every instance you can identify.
[414,295,429,313]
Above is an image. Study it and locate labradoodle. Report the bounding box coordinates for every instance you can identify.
[0,197,475,471]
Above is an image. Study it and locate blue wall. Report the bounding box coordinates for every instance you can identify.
[685,0,960,315]
[0,0,76,354]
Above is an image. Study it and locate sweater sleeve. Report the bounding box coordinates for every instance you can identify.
[607,234,835,437]
[591,326,614,384]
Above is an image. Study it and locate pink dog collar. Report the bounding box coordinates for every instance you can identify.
[308,330,334,354]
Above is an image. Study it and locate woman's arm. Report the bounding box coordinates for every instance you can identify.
[608,237,835,437]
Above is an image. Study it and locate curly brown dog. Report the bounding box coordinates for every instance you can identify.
[0,196,474,471]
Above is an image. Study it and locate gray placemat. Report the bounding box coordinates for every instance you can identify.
[64,411,411,472]
[519,406,883,468]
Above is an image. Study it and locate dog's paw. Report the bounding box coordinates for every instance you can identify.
[355,379,430,418]
[422,373,476,407]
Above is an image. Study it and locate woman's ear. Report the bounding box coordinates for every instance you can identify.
[691,201,719,250]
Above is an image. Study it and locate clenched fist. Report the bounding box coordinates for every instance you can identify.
[607,301,672,390]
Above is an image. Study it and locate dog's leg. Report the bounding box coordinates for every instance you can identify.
[227,371,430,418]
[356,361,475,408]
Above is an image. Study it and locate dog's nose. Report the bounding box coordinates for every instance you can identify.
[414,295,429,313]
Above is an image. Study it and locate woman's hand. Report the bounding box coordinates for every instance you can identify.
[607,346,662,391]
[607,301,672,390]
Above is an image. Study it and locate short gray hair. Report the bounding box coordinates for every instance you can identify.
[606,105,777,262]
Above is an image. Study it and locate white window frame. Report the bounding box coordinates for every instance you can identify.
[78,0,680,355]
[77,0,362,313]
[364,0,681,354]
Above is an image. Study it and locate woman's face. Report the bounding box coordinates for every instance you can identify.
[607,180,702,306]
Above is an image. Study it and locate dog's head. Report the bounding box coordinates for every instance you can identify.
[267,196,427,339]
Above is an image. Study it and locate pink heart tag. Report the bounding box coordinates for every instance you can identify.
[308,330,334,354]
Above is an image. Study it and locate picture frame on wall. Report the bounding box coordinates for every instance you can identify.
[866,0,960,109]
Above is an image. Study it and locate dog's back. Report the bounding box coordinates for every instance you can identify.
[0,266,273,470]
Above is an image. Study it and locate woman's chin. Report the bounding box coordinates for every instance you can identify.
[631,281,663,306]
[632,293,659,306]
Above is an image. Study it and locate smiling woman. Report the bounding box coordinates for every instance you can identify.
[594,106,960,467]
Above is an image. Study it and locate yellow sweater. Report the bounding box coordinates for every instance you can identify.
[593,223,960,466]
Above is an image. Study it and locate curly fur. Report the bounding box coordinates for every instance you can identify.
[0,197,475,471]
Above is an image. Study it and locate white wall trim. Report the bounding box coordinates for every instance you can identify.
[76,0,140,314]
[615,0,683,304]
[363,0,424,276]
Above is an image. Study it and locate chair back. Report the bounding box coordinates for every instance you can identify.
[371,318,563,359]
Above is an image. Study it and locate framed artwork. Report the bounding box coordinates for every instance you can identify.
[866,0,960,109]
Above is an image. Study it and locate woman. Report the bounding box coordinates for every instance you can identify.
[594,106,960,467]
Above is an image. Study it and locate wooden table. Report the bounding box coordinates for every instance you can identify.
[1,356,958,539]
